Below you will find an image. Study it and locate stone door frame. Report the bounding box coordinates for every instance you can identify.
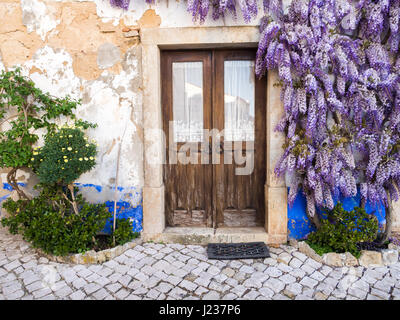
[140,26,287,244]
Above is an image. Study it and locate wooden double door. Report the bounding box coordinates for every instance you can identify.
[161,49,266,228]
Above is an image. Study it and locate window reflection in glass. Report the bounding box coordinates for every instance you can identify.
[172,62,203,142]
[224,60,255,141]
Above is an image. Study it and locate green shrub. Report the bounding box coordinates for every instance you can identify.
[306,203,378,258]
[113,218,139,246]
[31,127,97,185]
[1,187,111,256]
[306,241,333,257]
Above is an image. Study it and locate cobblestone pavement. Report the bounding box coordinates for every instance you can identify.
[1,226,400,300]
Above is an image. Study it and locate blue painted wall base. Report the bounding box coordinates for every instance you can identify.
[1,183,143,234]
[0,183,26,203]
[103,201,143,234]
[4,182,385,239]
[288,188,386,240]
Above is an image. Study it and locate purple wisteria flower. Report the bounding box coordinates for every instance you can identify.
[186,0,260,23]
[110,0,131,10]
[255,0,400,215]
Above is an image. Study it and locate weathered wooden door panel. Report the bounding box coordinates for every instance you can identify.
[162,51,213,227]
[162,49,266,228]
[213,50,266,227]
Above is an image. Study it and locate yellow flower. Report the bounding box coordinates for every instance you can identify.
[63,155,67,158]
[84,157,88,161]
[33,152,38,155]
[40,159,43,161]
[85,144,89,147]
[67,147,72,151]
[64,159,68,163]
[61,167,64,170]
[62,148,65,151]
[89,156,94,160]
[60,136,63,138]
[31,158,34,161]
[79,158,83,161]
[69,135,73,138]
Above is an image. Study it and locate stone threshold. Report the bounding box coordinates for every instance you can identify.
[290,239,400,268]
[146,226,269,245]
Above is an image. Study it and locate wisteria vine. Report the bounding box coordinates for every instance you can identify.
[110,0,400,241]
[110,0,262,22]
[257,0,400,242]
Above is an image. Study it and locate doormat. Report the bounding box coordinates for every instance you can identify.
[207,242,270,260]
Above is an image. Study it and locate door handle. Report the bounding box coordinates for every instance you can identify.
[201,144,212,154]
[201,143,224,154]
[213,142,223,154]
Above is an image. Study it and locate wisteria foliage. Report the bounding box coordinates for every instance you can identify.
[109,0,261,23]
[109,0,400,218]
[110,0,132,10]
[257,0,400,218]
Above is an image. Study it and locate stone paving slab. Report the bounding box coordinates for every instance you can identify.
[1,226,400,300]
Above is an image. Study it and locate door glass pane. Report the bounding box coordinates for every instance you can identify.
[172,62,203,142]
[224,60,255,141]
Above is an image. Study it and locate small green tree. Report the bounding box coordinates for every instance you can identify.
[30,127,97,214]
[0,68,94,199]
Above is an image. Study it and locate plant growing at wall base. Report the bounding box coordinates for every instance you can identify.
[112,217,138,246]
[306,202,379,258]
[1,187,138,255]
[1,187,112,256]
[0,68,95,200]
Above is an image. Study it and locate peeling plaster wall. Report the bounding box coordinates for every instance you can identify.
[21,0,60,41]
[0,0,271,231]
[0,52,4,72]
[0,0,146,230]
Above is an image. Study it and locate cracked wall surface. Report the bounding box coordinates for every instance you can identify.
[0,0,147,225]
